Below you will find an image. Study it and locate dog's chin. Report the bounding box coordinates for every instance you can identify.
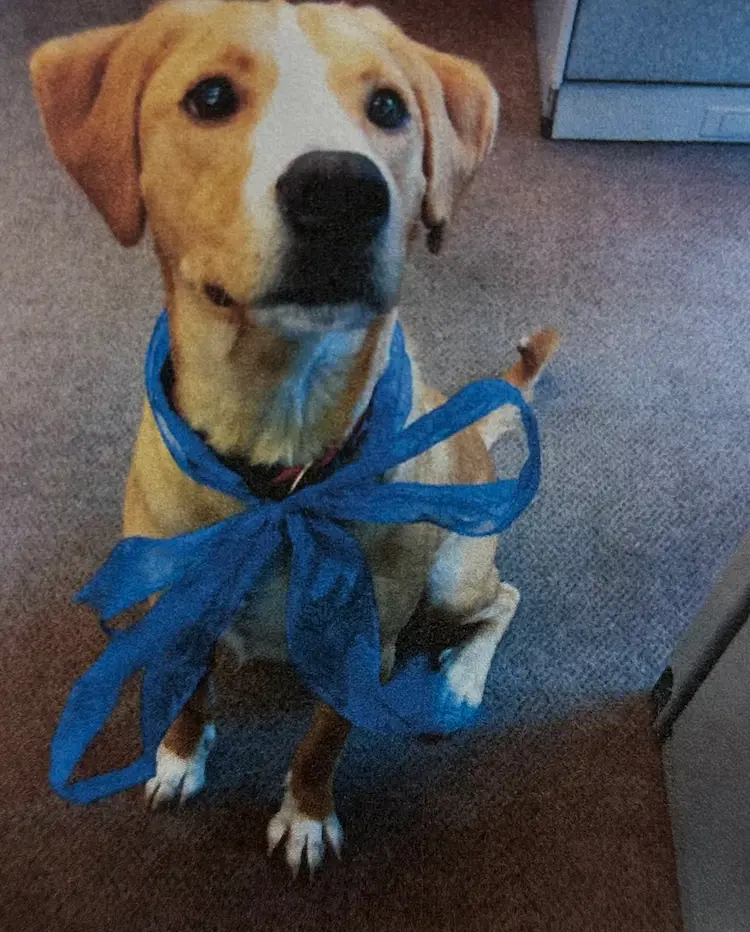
[252,300,379,337]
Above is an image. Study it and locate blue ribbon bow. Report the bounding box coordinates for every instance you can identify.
[50,311,541,804]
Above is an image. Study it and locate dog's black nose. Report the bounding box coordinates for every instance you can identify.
[276,151,390,243]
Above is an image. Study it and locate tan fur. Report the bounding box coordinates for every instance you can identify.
[31,0,557,868]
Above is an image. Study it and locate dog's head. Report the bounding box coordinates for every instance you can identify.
[30,0,498,334]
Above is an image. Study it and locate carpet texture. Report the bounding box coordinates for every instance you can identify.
[5,0,748,926]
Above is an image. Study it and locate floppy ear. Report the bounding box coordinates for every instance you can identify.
[415,46,500,254]
[357,8,499,254]
[29,12,180,247]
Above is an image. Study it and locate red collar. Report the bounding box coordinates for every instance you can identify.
[270,444,343,490]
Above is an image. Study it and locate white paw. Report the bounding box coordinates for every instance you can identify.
[443,640,491,707]
[267,778,343,877]
[145,723,216,809]
[443,584,520,708]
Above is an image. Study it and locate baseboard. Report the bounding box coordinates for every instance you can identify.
[550,81,750,141]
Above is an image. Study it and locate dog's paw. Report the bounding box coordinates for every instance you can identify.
[267,779,343,877]
[443,645,489,708]
[145,723,216,810]
[442,584,520,708]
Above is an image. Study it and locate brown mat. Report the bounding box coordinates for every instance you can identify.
[2,669,681,932]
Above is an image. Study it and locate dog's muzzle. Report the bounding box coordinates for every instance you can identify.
[263,151,394,313]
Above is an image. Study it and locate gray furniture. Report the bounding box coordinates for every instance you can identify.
[655,534,750,932]
[534,0,750,140]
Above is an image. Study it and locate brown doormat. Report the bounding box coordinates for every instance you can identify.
[1,680,681,932]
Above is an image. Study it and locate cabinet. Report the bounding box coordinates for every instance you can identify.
[534,0,750,140]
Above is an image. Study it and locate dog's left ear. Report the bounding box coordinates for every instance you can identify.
[357,8,500,254]
[415,46,499,254]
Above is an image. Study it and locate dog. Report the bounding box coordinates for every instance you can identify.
[31,0,558,875]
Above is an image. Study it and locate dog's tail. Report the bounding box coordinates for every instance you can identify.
[477,328,560,448]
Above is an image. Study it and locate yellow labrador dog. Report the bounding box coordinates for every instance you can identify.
[31,0,557,874]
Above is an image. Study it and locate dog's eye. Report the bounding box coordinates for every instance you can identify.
[367,88,409,130]
[183,76,239,122]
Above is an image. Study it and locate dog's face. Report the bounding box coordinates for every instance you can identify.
[31,0,498,334]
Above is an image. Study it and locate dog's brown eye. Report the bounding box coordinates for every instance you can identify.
[183,76,239,122]
[367,88,409,130]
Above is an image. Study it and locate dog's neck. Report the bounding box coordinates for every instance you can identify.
[166,285,396,467]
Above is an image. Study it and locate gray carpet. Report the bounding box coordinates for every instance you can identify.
[5,0,748,725]
[3,0,749,926]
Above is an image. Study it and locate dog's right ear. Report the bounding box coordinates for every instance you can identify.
[29,12,181,247]
[30,25,145,246]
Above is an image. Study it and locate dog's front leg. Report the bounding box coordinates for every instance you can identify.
[145,671,217,808]
[123,452,221,810]
[426,534,520,713]
[267,703,351,876]
[267,528,431,875]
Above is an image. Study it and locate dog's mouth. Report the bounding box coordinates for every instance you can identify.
[203,245,389,329]
[258,239,387,310]
[203,282,237,308]
[203,239,398,335]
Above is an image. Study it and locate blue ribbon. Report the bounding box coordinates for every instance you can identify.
[51,311,541,804]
